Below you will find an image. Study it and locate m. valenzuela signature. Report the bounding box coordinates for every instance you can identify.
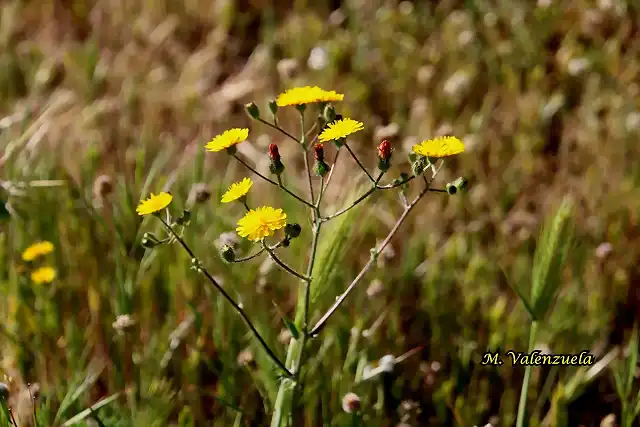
[481,350,595,366]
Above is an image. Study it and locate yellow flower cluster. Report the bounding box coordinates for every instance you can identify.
[21,241,57,284]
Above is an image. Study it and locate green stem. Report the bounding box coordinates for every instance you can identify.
[320,172,383,222]
[264,243,310,282]
[516,321,539,427]
[258,118,300,144]
[233,248,265,262]
[157,217,293,378]
[233,154,315,209]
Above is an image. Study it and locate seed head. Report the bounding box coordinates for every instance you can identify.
[342,392,361,414]
[188,183,211,205]
[220,244,236,263]
[93,174,113,199]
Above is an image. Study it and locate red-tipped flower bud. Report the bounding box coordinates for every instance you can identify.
[314,143,325,162]
[377,140,392,161]
[269,143,281,161]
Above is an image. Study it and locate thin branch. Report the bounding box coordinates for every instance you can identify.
[320,172,384,222]
[257,118,300,144]
[233,248,265,262]
[264,243,310,282]
[233,154,315,209]
[158,217,293,377]
[309,162,444,336]
[344,143,375,183]
[300,111,316,220]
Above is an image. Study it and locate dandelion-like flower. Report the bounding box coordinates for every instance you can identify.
[31,266,56,284]
[136,192,173,216]
[276,86,344,107]
[412,136,465,158]
[318,118,364,143]
[236,206,287,242]
[205,128,249,152]
[221,177,254,203]
[22,241,54,262]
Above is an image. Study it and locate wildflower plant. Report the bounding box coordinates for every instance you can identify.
[136,85,468,426]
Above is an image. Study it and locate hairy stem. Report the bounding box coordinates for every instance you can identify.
[158,217,292,378]
[264,243,311,282]
[344,143,375,182]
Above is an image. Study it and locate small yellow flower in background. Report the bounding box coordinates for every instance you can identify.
[236,206,287,242]
[205,128,249,152]
[412,136,465,158]
[31,266,56,284]
[318,118,364,143]
[22,241,54,262]
[136,192,173,216]
[221,177,254,203]
[276,86,344,107]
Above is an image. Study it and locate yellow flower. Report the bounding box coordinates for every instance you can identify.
[31,266,56,284]
[22,241,54,262]
[236,206,287,242]
[205,128,249,152]
[318,118,364,143]
[136,192,173,216]
[276,86,344,107]
[221,177,254,203]
[412,136,465,158]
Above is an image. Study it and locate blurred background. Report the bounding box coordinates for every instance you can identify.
[1,0,639,426]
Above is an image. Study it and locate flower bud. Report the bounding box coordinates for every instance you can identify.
[446,177,468,195]
[314,160,330,177]
[141,232,162,249]
[314,143,325,162]
[268,143,285,176]
[323,104,336,123]
[220,244,235,263]
[175,210,191,226]
[245,102,260,120]
[411,156,429,176]
[342,392,361,414]
[268,100,278,116]
[285,223,302,239]
[377,140,393,172]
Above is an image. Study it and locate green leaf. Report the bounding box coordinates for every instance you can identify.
[62,393,120,426]
[272,302,299,340]
[499,264,536,320]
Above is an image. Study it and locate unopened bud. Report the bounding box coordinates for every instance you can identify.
[446,177,468,195]
[323,104,336,123]
[314,143,325,161]
[281,238,291,247]
[141,232,162,249]
[268,100,278,116]
[220,244,236,263]
[314,160,330,177]
[342,392,361,414]
[284,223,302,239]
[377,140,393,172]
[411,156,429,176]
[245,102,260,120]
[269,143,281,161]
[175,210,191,226]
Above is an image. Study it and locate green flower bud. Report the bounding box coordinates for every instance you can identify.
[377,158,391,172]
[285,223,302,239]
[411,156,428,176]
[323,104,336,123]
[245,102,260,120]
[220,244,236,263]
[281,238,291,248]
[446,177,469,195]
[141,232,162,249]
[269,159,285,176]
[314,160,330,177]
[268,100,278,116]
[175,210,191,226]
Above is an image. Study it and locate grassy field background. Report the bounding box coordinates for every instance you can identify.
[1,0,640,426]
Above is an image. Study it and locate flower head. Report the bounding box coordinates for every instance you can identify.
[236,206,287,242]
[276,86,344,107]
[318,118,364,143]
[377,140,392,161]
[205,128,249,152]
[221,177,253,203]
[31,266,56,284]
[22,241,54,262]
[412,136,465,158]
[314,143,325,161]
[136,192,173,216]
[269,143,281,161]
